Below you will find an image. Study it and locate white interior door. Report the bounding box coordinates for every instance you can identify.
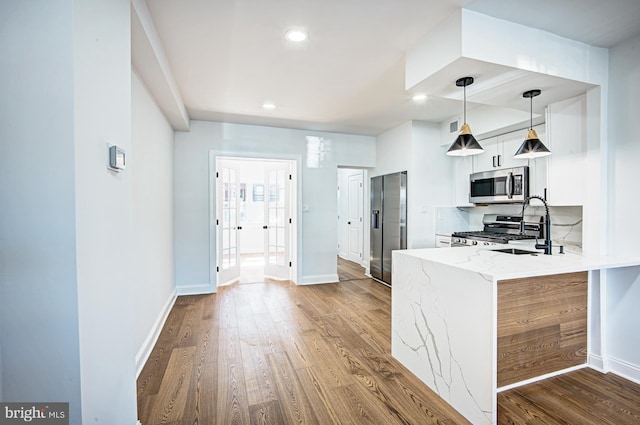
[263,163,291,279]
[217,161,241,284]
[347,171,363,263]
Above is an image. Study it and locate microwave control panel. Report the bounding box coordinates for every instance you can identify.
[513,175,523,195]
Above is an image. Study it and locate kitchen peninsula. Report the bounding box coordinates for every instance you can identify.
[391,246,640,425]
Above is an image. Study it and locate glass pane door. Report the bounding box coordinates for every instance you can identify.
[263,163,290,279]
[217,162,240,284]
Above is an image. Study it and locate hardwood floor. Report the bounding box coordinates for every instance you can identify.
[137,257,640,425]
[498,368,640,424]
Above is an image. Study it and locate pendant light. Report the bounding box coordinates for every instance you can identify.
[446,77,483,156]
[514,89,551,159]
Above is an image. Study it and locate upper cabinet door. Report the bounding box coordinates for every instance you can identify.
[525,124,548,198]
[499,129,530,170]
[472,136,500,172]
[472,132,530,173]
[546,94,587,206]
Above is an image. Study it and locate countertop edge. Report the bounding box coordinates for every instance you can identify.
[394,247,640,280]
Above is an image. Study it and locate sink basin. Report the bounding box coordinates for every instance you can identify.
[490,248,538,255]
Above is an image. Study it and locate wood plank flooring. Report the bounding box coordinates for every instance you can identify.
[497,367,640,424]
[138,257,640,425]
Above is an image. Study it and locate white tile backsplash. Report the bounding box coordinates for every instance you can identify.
[441,204,583,252]
[434,206,471,235]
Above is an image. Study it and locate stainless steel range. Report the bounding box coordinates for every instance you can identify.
[451,214,544,247]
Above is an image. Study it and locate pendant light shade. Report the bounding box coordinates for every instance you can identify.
[447,77,483,156]
[514,89,551,159]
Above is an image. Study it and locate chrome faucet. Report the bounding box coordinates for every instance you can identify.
[520,195,552,255]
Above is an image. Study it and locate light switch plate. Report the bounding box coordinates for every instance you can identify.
[109,145,126,171]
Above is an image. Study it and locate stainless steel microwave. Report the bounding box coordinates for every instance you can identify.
[469,166,529,204]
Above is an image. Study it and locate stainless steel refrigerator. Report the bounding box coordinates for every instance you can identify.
[370,171,407,286]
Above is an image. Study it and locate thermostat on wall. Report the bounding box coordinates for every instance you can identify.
[109,145,126,171]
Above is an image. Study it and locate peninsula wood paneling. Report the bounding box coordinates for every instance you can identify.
[497,271,588,388]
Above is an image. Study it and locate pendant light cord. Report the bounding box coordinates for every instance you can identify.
[530,95,533,130]
[463,83,467,124]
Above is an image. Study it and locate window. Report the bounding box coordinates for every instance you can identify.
[252,184,264,202]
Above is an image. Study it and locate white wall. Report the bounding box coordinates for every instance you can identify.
[131,71,176,372]
[0,1,82,415]
[610,33,640,256]
[372,122,413,177]
[371,121,453,250]
[411,122,454,247]
[174,120,376,290]
[73,1,138,423]
[605,32,640,378]
[1,1,141,423]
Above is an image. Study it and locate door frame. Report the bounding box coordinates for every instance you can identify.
[209,151,300,290]
[337,167,366,267]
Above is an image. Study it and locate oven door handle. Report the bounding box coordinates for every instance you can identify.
[506,172,514,199]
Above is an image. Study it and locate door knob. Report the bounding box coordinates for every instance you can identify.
[348,221,351,225]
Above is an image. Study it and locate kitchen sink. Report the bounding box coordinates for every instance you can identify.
[490,248,538,255]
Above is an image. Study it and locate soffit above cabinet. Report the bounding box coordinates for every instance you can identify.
[409,57,596,115]
[406,9,605,115]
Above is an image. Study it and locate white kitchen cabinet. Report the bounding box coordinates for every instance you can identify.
[473,136,500,171]
[527,152,548,198]
[545,94,587,206]
[471,125,547,198]
[500,128,535,170]
[435,234,451,248]
[472,128,537,173]
[523,124,548,198]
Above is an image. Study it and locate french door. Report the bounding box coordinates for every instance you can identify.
[263,163,291,279]
[216,157,293,285]
[217,162,241,284]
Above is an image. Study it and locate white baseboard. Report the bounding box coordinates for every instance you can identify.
[497,364,588,392]
[176,283,215,295]
[607,356,640,385]
[589,354,640,384]
[589,353,605,372]
[299,274,339,285]
[135,290,177,378]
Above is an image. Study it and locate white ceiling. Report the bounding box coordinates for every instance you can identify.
[137,0,640,136]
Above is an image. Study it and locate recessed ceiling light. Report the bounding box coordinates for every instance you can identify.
[285,29,308,42]
[262,102,276,110]
[412,93,427,102]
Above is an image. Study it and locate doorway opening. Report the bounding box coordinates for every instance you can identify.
[215,157,296,286]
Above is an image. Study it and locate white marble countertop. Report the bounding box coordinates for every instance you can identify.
[395,245,640,280]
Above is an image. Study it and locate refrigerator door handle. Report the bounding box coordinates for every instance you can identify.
[371,210,380,229]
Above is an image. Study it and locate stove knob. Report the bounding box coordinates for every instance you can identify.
[484,242,490,246]
[472,240,478,245]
